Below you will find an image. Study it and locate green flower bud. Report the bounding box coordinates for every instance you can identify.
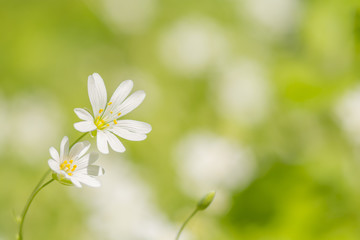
[197,191,216,210]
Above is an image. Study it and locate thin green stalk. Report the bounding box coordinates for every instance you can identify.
[70,132,88,148]
[33,169,51,191]
[17,179,54,240]
[175,208,199,240]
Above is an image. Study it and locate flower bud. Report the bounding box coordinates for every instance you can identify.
[197,191,216,210]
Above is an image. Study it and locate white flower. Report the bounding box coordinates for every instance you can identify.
[48,136,104,188]
[74,73,152,154]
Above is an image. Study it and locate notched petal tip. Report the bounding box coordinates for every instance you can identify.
[61,136,69,144]
[144,123,152,134]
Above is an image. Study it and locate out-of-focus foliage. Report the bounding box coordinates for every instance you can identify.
[1,0,360,239]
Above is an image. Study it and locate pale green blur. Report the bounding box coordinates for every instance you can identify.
[1,0,360,239]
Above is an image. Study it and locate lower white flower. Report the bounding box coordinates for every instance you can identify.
[48,136,104,188]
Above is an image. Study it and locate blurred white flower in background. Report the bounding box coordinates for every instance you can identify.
[335,86,360,145]
[174,132,256,214]
[10,92,64,162]
[86,0,156,34]
[159,16,229,77]
[240,0,301,36]
[213,60,272,125]
[76,156,183,240]
[0,93,9,155]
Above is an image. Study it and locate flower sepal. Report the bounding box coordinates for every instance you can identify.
[90,130,97,138]
[52,172,73,187]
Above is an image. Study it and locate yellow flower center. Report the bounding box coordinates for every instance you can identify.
[94,107,121,130]
[95,116,110,130]
[60,160,77,176]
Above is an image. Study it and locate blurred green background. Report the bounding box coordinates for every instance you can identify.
[1,0,360,239]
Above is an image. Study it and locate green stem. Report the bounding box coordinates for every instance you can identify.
[33,169,51,191]
[17,133,87,239]
[69,132,88,148]
[175,208,199,240]
[17,179,54,240]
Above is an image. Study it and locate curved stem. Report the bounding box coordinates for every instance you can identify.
[17,133,87,239]
[70,132,88,148]
[17,179,54,240]
[175,208,199,240]
[33,169,51,191]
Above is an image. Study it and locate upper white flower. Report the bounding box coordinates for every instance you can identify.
[48,136,104,188]
[74,73,152,154]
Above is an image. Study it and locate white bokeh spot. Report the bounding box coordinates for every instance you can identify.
[335,85,360,145]
[241,0,301,35]
[74,156,185,240]
[174,132,257,213]
[214,59,272,125]
[159,16,229,77]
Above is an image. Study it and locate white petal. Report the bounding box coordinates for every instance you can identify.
[69,141,90,160]
[75,174,101,187]
[116,90,145,117]
[76,152,99,169]
[74,121,97,132]
[116,120,152,134]
[60,136,69,160]
[105,131,126,152]
[49,147,60,162]
[88,73,107,117]
[109,80,134,107]
[48,159,60,172]
[71,178,82,188]
[97,130,109,154]
[111,128,147,141]
[77,165,105,176]
[74,108,94,121]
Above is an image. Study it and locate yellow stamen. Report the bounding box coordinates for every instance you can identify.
[106,124,110,127]
[118,112,121,116]
[66,164,71,169]
[70,159,73,164]
[99,109,104,114]
[63,160,68,164]
[114,119,118,124]
[108,102,113,105]
[110,111,113,114]
[71,165,77,171]
[101,120,105,123]
[68,172,73,176]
